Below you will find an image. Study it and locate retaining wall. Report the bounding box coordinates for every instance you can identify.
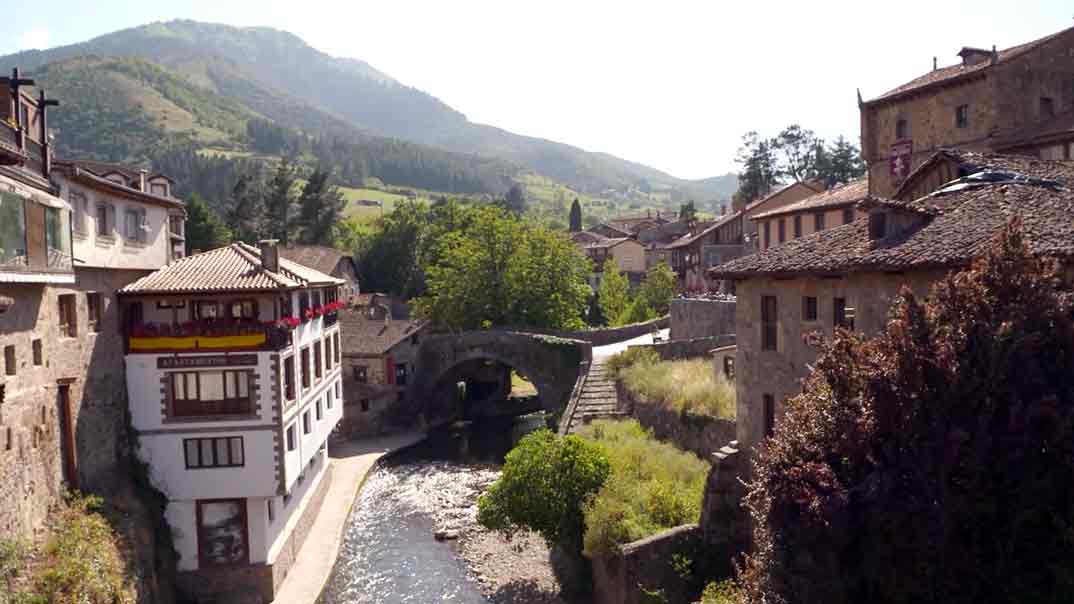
[643,334,736,362]
[591,524,702,604]
[670,298,736,341]
[617,381,735,461]
[497,316,669,347]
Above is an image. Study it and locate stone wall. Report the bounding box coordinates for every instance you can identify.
[617,382,735,460]
[502,316,669,347]
[591,524,702,604]
[699,442,749,576]
[643,334,736,362]
[670,298,736,340]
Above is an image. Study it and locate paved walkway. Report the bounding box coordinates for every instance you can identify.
[273,431,426,604]
[592,327,670,359]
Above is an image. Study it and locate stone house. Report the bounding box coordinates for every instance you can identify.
[664,213,746,293]
[860,24,1074,197]
[576,236,647,290]
[338,307,426,436]
[710,154,1074,458]
[279,244,360,300]
[606,210,670,235]
[750,178,869,250]
[740,181,824,250]
[118,241,344,602]
[0,71,185,539]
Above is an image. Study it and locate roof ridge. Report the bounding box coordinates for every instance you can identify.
[231,242,294,288]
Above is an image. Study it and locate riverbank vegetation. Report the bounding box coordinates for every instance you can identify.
[578,420,710,557]
[0,493,137,604]
[609,349,735,419]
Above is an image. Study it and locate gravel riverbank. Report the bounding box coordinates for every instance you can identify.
[457,526,568,604]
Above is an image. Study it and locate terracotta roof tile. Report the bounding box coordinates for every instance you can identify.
[278,245,353,276]
[894,149,1074,199]
[118,243,342,295]
[339,310,425,355]
[752,179,869,220]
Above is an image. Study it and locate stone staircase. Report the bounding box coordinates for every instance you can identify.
[564,360,628,434]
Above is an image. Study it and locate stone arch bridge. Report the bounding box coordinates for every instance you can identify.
[406,330,591,427]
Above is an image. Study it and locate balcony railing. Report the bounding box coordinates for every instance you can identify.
[128,320,293,352]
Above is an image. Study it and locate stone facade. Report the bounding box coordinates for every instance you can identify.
[590,524,702,604]
[0,267,148,538]
[340,327,423,437]
[617,382,735,460]
[670,297,736,340]
[698,442,749,574]
[733,270,942,455]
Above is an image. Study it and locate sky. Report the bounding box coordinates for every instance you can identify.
[1,0,1072,180]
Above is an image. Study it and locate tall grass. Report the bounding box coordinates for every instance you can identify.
[578,419,711,557]
[621,357,735,419]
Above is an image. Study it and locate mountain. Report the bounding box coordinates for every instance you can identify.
[0,20,734,199]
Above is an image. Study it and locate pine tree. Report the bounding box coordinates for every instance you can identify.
[823,135,867,186]
[185,193,232,254]
[597,260,630,326]
[295,167,346,245]
[265,157,297,244]
[225,174,263,244]
[735,131,780,203]
[569,198,582,232]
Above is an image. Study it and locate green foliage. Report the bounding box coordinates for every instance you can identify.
[740,223,1074,604]
[264,156,298,244]
[622,359,735,419]
[678,200,698,223]
[569,198,582,232]
[733,127,866,203]
[701,580,741,604]
[598,260,631,326]
[478,429,611,551]
[295,167,346,244]
[639,262,677,316]
[606,346,660,376]
[578,420,710,557]
[184,192,232,254]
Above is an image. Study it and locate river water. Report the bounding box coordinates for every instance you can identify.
[320,415,550,604]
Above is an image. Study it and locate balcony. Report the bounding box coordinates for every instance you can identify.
[0,188,74,283]
[128,320,293,353]
[0,120,28,167]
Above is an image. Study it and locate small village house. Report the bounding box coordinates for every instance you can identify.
[279,243,360,299]
[663,212,746,293]
[118,241,344,602]
[750,178,869,250]
[571,233,647,290]
[739,180,824,250]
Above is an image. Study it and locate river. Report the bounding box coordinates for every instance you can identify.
[320,414,554,604]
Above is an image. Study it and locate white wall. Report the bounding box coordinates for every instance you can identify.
[60,176,173,270]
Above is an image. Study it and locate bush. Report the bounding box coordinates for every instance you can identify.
[578,420,710,557]
[740,224,1074,604]
[606,345,660,375]
[701,580,741,604]
[622,358,735,418]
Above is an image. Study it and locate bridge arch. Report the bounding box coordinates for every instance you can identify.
[408,331,591,427]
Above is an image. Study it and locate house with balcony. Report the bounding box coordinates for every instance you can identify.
[117,240,345,602]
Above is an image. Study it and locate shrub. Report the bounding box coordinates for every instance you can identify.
[606,345,660,375]
[622,358,735,418]
[740,224,1074,604]
[701,580,741,604]
[578,420,710,557]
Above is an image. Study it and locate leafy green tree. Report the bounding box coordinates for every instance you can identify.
[295,167,346,244]
[184,193,232,254]
[264,157,297,244]
[224,173,263,244]
[478,429,611,552]
[569,198,583,232]
[618,297,655,325]
[501,183,528,216]
[740,224,1074,604]
[820,135,866,187]
[508,225,592,328]
[772,124,822,182]
[639,262,677,316]
[679,200,698,224]
[598,260,631,326]
[357,199,431,297]
[734,131,780,204]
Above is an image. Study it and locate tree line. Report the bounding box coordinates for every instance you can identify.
[734,125,866,205]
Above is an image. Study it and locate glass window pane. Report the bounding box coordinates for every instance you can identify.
[0,193,27,267]
[186,374,198,399]
[230,438,243,466]
[200,440,215,466]
[185,440,199,467]
[236,372,248,398]
[215,439,229,465]
[201,372,224,400]
[173,374,186,400]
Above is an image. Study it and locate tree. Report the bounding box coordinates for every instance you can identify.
[224,173,263,244]
[295,167,346,245]
[501,183,528,216]
[185,193,231,254]
[357,199,430,297]
[478,429,611,552]
[597,260,631,326]
[264,157,297,244]
[772,124,822,182]
[740,223,1074,604]
[679,200,698,224]
[639,262,677,316]
[569,198,583,232]
[734,131,780,204]
[819,135,866,187]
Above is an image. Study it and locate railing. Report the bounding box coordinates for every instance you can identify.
[0,120,22,163]
[128,320,293,352]
[324,311,339,327]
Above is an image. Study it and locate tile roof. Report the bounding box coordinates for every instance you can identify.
[584,237,637,250]
[278,245,354,277]
[339,310,425,356]
[867,26,1073,104]
[744,181,825,214]
[664,214,740,250]
[118,242,343,295]
[894,149,1074,199]
[710,178,1074,280]
[751,179,869,220]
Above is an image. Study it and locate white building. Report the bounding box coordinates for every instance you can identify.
[118,241,345,601]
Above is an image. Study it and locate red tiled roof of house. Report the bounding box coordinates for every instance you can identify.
[664,214,740,250]
[339,310,425,356]
[867,26,1073,104]
[744,181,825,213]
[752,179,868,220]
[278,245,354,277]
[710,177,1074,279]
[118,242,342,294]
[894,149,1074,199]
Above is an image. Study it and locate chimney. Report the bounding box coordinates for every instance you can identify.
[933,56,938,71]
[991,44,998,65]
[958,46,994,67]
[260,239,280,273]
[138,169,147,192]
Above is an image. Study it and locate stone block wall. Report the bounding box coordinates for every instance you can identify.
[699,442,749,576]
[504,316,669,347]
[591,524,702,604]
[644,334,736,362]
[670,298,736,341]
[617,381,735,460]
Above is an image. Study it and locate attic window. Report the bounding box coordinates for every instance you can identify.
[895,118,909,140]
[1041,97,1055,119]
[955,104,969,129]
[868,211,887,240]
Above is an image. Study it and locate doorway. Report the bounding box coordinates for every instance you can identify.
[57,383,78,489]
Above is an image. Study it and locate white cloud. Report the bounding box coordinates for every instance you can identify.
[19,28,50,51]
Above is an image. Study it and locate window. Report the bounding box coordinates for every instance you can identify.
[124,208,142,240]
[87,293,102,333]
[184,437,244,468]
[834,297,854,330]
[0,192,27,267]
[395,363,408,386]
[170,371,253,417]
[410,333,420,346]
[45,207,72,269]
[763,222,771,249]
[868,212,887,240]
[360,399,370,412]
[196,499,248,567]
[267,499,275,523]
[325,337,333,371]
[314,341,323,380]
[284,356,296,400]
[300,347,310,388]
[193,301,220,320]
[298,291,310,318]
[151,182,168,196]
[336,381,341,399]
[96,203,113,237]
[763,395,776,437]
[802,296,818,322]
[842,208,855,225]
[286,425,296,451]
[777,218,786,243]
[31,339,41,366]
[316,397,323,421]
[955,104,969,128]
[1041,96,1055,118]
[895,118,909,140]
[334,333,341,363]
[353,366,367,383]
[71,191,87,234]
[327,388,333,410]
[793,215,802,238]
[5,346,15,376]
[58,294,77,337]
[302,410,311,434]
[723,357,735,380]
[814,212,825,232]
[761,296,778,351]
[227,300,257,320]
